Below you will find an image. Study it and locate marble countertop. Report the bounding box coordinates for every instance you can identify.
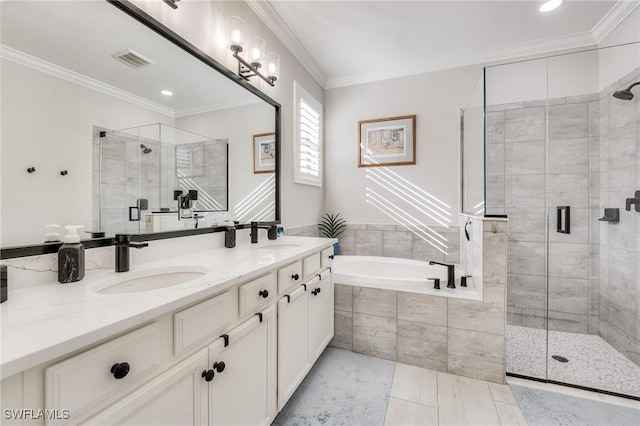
[0,236,335,379]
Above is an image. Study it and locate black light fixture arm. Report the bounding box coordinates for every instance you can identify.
[232,53,275,87]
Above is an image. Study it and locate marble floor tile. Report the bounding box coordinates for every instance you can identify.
[384,398,438,426]
[390,363,438,407]
[512,385,640,426]
[494,401,528,426]
[437,371,500,426]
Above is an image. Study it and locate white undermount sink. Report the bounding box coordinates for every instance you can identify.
[93,266,209,294]
[258,243,302,250]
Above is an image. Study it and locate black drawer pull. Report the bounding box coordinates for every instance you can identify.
[259,289,269,298]
[328,255,334,259]
[213,361,226,373]
[111,362,130,379]
[201,370,214,382]
[311,287,321,296]
[291,273,299,281]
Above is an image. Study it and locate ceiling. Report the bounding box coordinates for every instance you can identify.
[0,1,261,116]
[250,0,638,89]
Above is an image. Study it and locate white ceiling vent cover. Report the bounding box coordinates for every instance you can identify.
[111,49,155,69]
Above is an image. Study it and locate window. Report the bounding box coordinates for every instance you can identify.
[293,81,323,187]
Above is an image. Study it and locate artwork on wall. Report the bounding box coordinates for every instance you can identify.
[253,132,276,173]
[358,115,416,167]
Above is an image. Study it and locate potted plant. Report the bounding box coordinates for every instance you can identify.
[318,213,346,255]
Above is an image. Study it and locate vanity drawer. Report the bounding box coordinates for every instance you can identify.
[321,247,335,269]
[45,322,161,424]
[277,260,303,294]
[303,252,321,280]
[174,290,238,356]
[239,272,277,317]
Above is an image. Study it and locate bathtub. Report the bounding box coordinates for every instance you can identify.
[332,255,482,301]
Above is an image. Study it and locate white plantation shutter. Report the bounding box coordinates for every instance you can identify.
[294,81,323,186]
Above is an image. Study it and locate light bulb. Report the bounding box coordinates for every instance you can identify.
[539,0,562,12]
[248,37,265,69]
[228,16,245,53]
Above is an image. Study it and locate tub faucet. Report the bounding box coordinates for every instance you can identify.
[428,261,455,289]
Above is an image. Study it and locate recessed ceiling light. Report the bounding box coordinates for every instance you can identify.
[160,90,173,96]
[540,0,563,12]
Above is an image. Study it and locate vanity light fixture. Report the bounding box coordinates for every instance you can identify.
[227,16,278,86]
[539,0,563,12]
[160,90,173,96]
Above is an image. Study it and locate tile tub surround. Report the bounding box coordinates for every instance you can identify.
[331,216,508,384]
[336,223,461,264]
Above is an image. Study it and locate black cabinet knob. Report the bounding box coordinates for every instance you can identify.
[213,361,226,373]
[328,255,334,259]
[312,287,321,296]
[201,370,214,382]
[291,273,299,281]
[110,362,130,379]
[259,289,269,298]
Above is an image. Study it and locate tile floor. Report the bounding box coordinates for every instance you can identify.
[507,325,640,397]
[384,363,526,426]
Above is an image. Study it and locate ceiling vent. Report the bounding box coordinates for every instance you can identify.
[111,49,154,69]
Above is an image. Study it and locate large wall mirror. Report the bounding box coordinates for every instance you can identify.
[1,0,279,248]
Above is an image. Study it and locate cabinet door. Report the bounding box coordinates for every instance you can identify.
[309,270,334,362]
[277,284,311,410]
[208,305,277,426]
[83,349,209,426]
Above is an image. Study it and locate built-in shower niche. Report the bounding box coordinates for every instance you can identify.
[93,123,228,236]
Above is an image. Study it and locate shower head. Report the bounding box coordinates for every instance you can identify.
[613,81,640,101]
[139,144,152,154]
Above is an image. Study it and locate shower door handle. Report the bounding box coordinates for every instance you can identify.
[556,206,570,234]
[129,206,140,222]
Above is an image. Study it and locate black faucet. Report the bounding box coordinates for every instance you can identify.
[115,234,149,272]
[251,221,279,243]
[429,261,455,288]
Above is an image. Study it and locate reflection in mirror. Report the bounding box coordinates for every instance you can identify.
[0,1,276,247]
[94,124,228,236]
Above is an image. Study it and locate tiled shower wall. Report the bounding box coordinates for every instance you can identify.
[486,67,640,367]
[486,94,600,335]
[598,68,640,366]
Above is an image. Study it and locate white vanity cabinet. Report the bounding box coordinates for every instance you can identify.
[83,349,209,425]
[2,241,335,426]
[207,305,276,426]
[309,269,334,360]
[277,268,334,410]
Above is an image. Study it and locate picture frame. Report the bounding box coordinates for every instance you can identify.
[358,114,416,167]
[253,132,276,174]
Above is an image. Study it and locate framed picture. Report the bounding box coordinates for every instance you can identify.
[253,132,276,173]
[358,114,416,167]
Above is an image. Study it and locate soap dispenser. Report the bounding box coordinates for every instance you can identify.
[58,225,85,284]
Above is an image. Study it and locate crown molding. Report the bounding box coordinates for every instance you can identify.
[325,31,597,89]
[592,0,639,44]
[0,45,175,117]
[246,0,328,88]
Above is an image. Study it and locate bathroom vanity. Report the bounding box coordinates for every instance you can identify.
[0,237,335,425]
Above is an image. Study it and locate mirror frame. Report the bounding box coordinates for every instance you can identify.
[0,0,281,259]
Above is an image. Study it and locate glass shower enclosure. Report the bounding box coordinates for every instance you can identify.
[94,123,228,236]
[480,42,640,398]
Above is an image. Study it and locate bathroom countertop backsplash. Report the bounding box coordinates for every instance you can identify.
[0,236,335,379]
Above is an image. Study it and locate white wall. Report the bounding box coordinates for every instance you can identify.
[0,59,173,246]
[131,0,325,227]
[324,65,482,227]
[598,7,640,90]
[176,102,276,221]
